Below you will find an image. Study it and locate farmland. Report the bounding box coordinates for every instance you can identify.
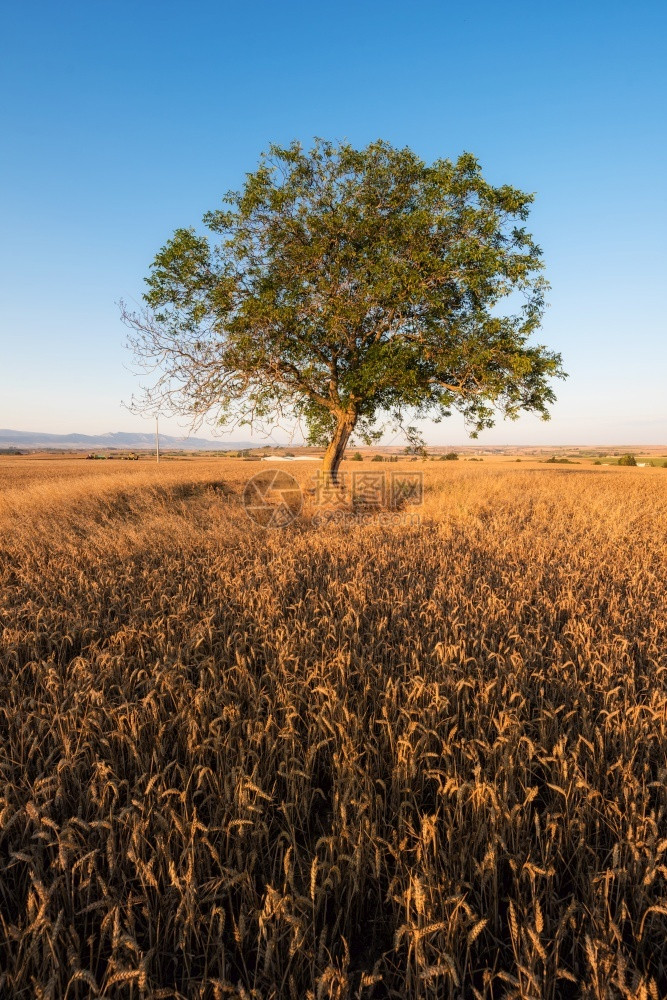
[1,457,667,998]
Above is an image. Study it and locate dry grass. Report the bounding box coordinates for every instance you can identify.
[1,457,667,999]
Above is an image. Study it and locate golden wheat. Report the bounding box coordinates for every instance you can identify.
[1,456,666,999]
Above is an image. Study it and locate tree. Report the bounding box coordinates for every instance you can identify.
[123,139,566,480]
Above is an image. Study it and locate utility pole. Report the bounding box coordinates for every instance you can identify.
[155,415,160,464]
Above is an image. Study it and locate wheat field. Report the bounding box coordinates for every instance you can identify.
[1,456,666,999]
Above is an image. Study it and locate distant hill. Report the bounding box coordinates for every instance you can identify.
[0,429,256,451]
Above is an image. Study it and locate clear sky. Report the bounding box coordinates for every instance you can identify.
[1,0,665,445]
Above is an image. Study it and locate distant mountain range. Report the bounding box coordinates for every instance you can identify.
[0,429,256,451]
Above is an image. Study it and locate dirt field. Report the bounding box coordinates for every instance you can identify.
[1,456,666,998]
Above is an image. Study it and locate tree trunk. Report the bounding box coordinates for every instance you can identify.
[321,413,356,483]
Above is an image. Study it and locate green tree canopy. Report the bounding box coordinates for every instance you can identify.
[123,139,565,477]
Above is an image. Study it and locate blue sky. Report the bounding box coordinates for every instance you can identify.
[1,0,665,445]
